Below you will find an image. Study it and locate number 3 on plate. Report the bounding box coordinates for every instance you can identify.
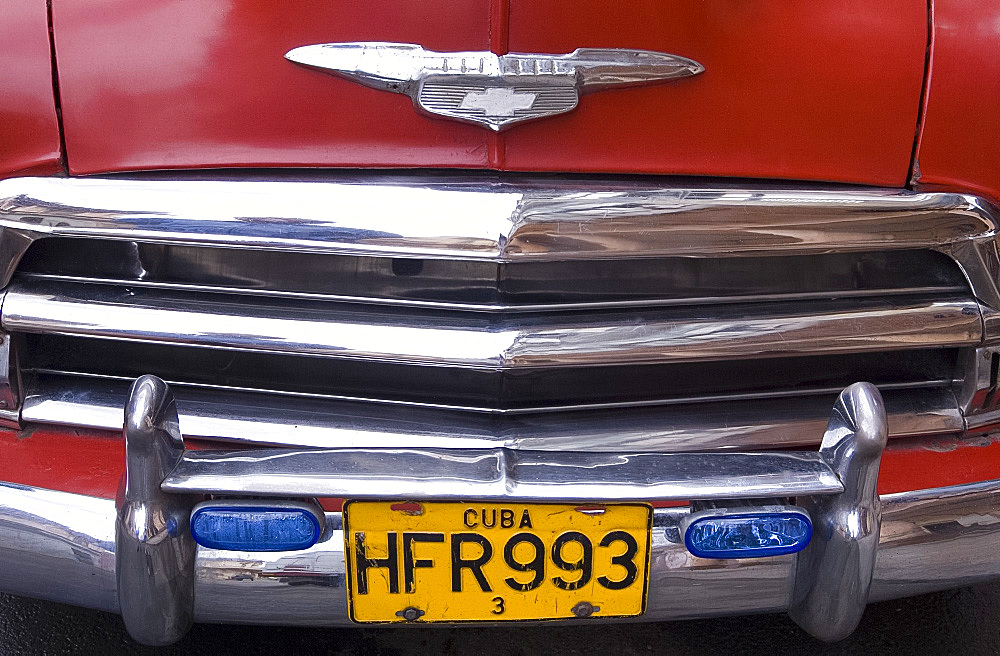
[491,596,505,614]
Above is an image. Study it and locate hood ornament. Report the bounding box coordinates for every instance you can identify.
[285,42,704,131]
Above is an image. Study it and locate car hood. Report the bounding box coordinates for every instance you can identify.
[52,0,927,186]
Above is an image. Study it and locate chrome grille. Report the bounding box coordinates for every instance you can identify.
[1,174,996,451]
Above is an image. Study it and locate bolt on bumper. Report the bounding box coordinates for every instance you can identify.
[1,378,999,645]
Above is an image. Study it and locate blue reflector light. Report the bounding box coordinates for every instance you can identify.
[190,501,323,552]
[682,506,812,559]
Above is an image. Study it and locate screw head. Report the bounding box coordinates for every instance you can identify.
[396,606,424,622]
[571,601,599,618]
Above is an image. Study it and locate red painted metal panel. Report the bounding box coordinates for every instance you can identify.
[52,0,926,183]
[0,429,214,500]
[914,1,1000,204]
[0,427,123,499]
[52,0,492,175]
[504,0,927,185]
[878,434,1000,495]
[0,0,62,178]
[1,426,998,501]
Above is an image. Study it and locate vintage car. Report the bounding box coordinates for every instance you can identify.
[1,0,999,646]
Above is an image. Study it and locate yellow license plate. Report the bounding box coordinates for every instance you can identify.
[343,500,651,623]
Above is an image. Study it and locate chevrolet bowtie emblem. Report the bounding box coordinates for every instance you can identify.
[284,42,704,131]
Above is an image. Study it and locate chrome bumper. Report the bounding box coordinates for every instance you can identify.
[2,378,998,645]
[2,477,999,636]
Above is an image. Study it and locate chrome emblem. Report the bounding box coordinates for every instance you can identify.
[284,42,704,131]
[459,88,538,117]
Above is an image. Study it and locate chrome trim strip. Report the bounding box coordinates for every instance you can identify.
[0,177,995,285]
[22,366,961,414]
[2,279,982,369]
[161,446,844,501]
[20,376,964,452]
[15,272,971,313]
[2,479,998,627]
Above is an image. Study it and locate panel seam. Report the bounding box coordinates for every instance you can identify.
[908,0,936,187]
[44,0,69,176]
[487,0,511,169]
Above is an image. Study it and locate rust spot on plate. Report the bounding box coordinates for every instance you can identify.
[390,501,424,515]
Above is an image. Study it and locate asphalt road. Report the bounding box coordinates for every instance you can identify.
[3,584,1000,655]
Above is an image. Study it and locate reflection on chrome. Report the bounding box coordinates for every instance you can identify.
[0,483,117,612]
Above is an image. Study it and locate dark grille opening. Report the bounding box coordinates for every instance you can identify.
[15,238,970,309]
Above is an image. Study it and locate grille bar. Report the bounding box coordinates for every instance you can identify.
[20,374,962,452]
[0,176,994,279]
[2,279,983,370]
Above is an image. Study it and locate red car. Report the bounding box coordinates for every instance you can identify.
[1,0,998,646]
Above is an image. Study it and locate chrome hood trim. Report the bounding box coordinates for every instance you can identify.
[284,43,703,130]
